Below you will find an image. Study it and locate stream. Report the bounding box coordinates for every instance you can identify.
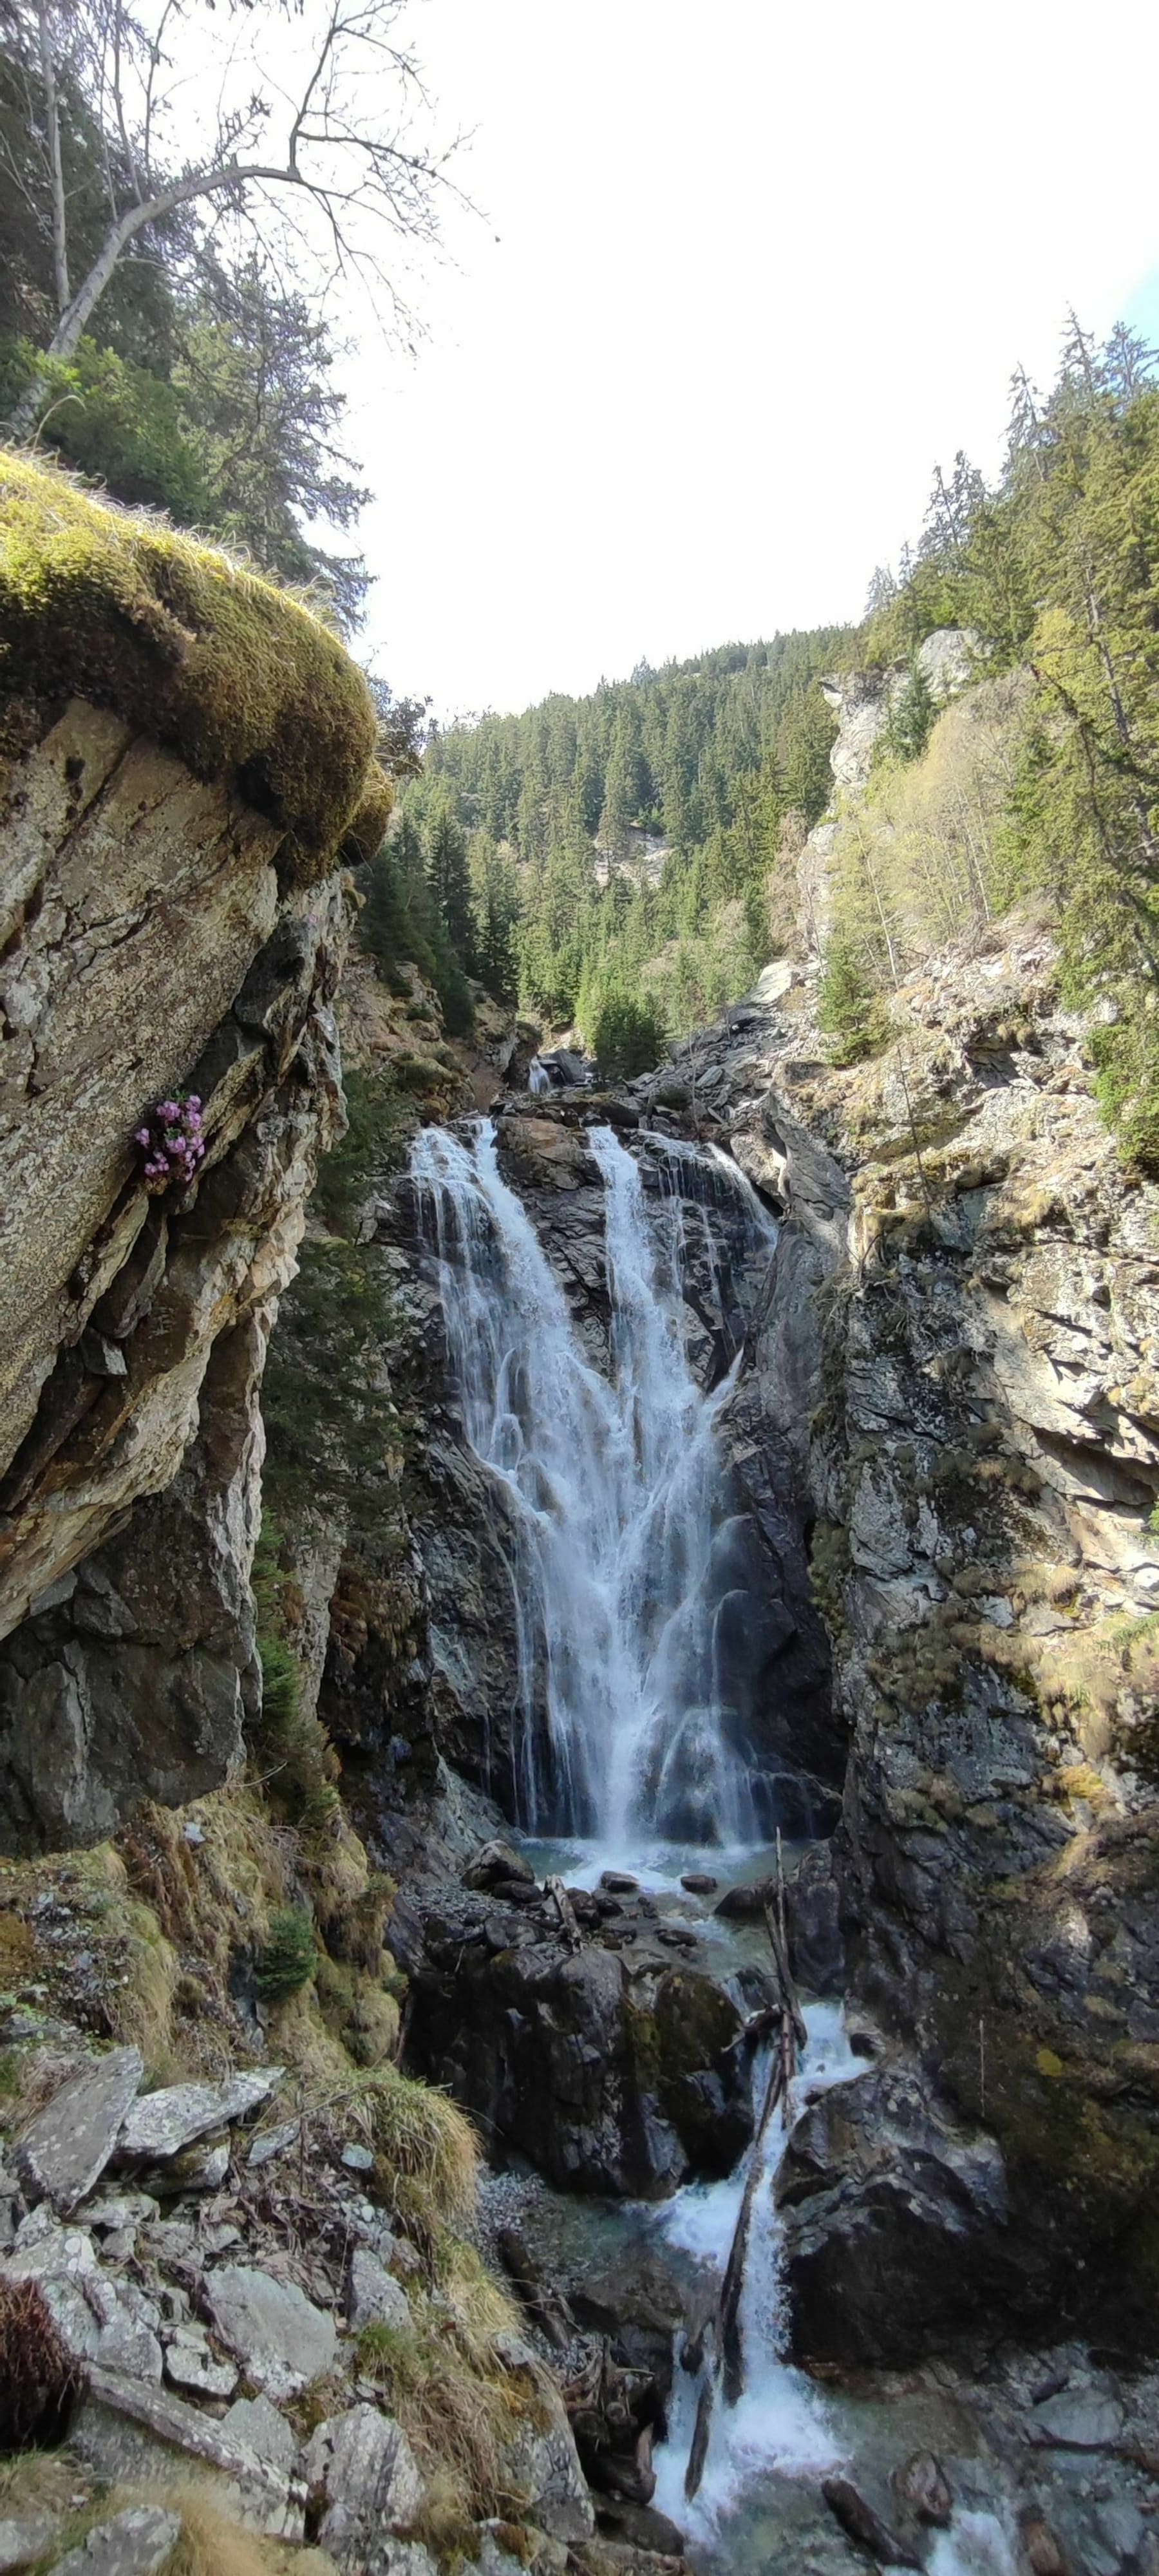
[410,1114,1024,2573]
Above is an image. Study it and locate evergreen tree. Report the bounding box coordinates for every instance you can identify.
[427,798,478,976]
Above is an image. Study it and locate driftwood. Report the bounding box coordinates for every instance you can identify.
[684,1846,804,2499]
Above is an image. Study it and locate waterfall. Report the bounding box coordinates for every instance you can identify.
[409,1116,773,1848]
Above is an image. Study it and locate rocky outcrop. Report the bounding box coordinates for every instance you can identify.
[640,895,1159,2345]
[0,464,387,1852]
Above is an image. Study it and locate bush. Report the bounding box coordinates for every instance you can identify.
[255,1907,318,2000]
[589,991,666,1080]
[0,2278,82,2448]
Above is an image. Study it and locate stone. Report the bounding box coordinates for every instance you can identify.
[222,2393,298,2472]
[205,2262,339,2399]
[596,2503,688,2558]
[778,2062,1012,2367]
[79,2191,159,2233]
[164,2325,239,2399]
[713,1877,773,1922]
[600,1873,639,1896]
[462,1841,534,1892]
[339,2143,375,2174]
[118,2068,283,2161]
[0,2516,64,2573]
[368,2550,437,2576]
[346,2244,411,2334]
[784,1843,843,1996]
[303,2404,426,2551]
[892,2451,953,2527]
[1029,2386,1124,2449]
[13,2047,143,2213]
[51,2508,182,2576]
[500,2379,594,2544]
[678,1875,717,1896]
[822,2477,920,2570]
[1020,2512,1069,2576]
[71,2365,306,2538]
[247,2120,300,2170]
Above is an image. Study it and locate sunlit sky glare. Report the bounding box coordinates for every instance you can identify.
[321,0,1159,719]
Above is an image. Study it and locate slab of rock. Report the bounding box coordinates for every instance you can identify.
[71,2365,306,2538]
[346,2245,411,2335]
[893,2450,953,2527]
[223,2392,298,2472]
[822,2477,920,2570]
[463,1841,534,1892]
[303,2403,426,2552]
[13,2047,143,2213]
[164,2325,238,2399]
[0,2514,64,2573]
[118,2069,283,2162]
[502,2382,595,2544]
[247,2120,300,2170]
[206,2262,338,2398]
[1029,2386,1124,2450]
[52,2508,181,2576]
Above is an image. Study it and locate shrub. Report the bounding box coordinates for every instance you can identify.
[0,2278,82,2448]
[255,1907,318,2000]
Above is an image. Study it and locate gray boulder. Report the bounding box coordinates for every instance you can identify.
[500,2378,594,2544]
[303,2403,426,2554]
[118,2069,283,2162]
[222,2393,298,2472]
[71,2365,306,2538]
[163,2325,238,2399]
[51,2508,180,2576]
[1029,2385,1124,2450]
[778,2060,1012,2365]
[205,2262,337,2398]
[0,2514,65,2573]
[13,2047,142,2213]
[346,2244,411,2334]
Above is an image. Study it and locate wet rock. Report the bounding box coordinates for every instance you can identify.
[678,1874,717,1897]
[303,2404,426,2553]
[205,2262,338,2398]
[222,2392,297,2472]
[713,1878,773,1922]
[570,2255,684,2417]
[822,2475,920,2568]
[1029,2385,1124,2449]
[13,2047,143,2214]
[346,2244,410,2334]
[601,1874,639,1897]
[72,2365,305,2537]
[778,2061,1011,2366]
[892,2450,953,2526]
[784,1843,843,1996]
[118,2069,283,2162]
[52,2507,181,2576]
[596,2503,688,2559]
[463,1841,534,1892]
[1020,2511,1070,2576]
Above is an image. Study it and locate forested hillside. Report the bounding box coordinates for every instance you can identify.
[399,630,848,1061]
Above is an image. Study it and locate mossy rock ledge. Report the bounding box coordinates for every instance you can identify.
[0,458,390,1848]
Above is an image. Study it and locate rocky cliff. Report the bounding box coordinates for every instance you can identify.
[0,457,389,1852]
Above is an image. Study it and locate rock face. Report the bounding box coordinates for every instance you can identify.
[0,486,383,1853]
[13,2045,143,2213]
[643,896,1159,2345]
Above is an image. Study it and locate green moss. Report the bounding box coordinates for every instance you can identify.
[0,450,388,881]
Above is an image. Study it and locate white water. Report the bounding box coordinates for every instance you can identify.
[410,1117,771,1844]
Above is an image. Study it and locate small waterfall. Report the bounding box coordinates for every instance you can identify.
[409,1116,773,1847]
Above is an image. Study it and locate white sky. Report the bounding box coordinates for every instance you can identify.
[334,0,1159,719]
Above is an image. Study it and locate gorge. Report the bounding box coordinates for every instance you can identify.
[1,450,1158,2576]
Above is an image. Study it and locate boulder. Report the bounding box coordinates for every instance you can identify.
[303,2405,426,2553]
[13,2047,143,2213]
[71,2365,305,2537]
[822,2477,919,2569]
[0,2516,65,2573]
[51,2509,181,2576]
[1028,2385,1124,2450]
[501,2383,595,2545]
[222,2393,298,2472]
[118,2069,283,2162]
[462,1841,534,1892]
[163,2325,238,2399]
[784,1843,843,1996]
[346,2244,411,2335]
[778,2061,1012,2365]
[570,2256,684,2416]
[205,2262,338,2399]
[892,2450,953,2527]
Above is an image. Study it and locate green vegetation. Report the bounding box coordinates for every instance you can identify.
[0,452,387,878]
[255,1906,318,2000]
[403,631,847,1046]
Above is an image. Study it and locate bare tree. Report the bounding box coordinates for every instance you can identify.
[3,0,465,433]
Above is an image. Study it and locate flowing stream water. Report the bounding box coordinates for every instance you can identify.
[410,1113,1021,2575]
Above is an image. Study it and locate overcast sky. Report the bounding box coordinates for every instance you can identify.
[339,0,1159,721]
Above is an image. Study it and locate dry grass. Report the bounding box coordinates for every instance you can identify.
[311,2061,480,2238]
[355,2295,535,2539]
[0,2279,83,2448]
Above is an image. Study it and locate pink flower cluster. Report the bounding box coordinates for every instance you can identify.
[135,1094,206,1193]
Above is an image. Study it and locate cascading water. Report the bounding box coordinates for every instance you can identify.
[409,1115,772,1849]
